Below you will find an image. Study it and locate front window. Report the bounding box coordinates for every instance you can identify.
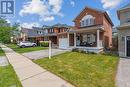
[80,15,95,27]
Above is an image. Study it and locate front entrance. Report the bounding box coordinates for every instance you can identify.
[127,36,130,57]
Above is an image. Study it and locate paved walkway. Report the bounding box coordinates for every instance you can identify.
[1,45,74,87]
[116,58,130,87]
[22,49,69,60]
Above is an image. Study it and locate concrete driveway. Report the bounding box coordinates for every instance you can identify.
[22,49,70,60]
[116,58,130,87]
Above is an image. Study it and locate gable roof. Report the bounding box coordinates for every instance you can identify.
[73,6,114,26]
[52,23,71,28]
[43,23,71,29]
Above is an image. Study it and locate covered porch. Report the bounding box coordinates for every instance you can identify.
[68,26,104,53]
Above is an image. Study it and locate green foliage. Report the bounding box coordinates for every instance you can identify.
[0,48,5,56]
[101,51,118,56]
[72,48,79,52]
[0,65,22,87]
[0,18,12,43]
[0,27,12,43]
[40,41,49,47]
[72,48,96,54]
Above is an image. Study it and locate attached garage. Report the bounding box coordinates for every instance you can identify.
[59,38,69,49]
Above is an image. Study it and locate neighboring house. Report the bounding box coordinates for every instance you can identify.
[58,6,113,53]
[20,24,71,45]
[117,3,130,57]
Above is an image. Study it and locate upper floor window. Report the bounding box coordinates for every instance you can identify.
[50,28,54,33]
[80,15,95,27]
[37,31,43,34]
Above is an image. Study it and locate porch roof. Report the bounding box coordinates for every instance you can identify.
[43,33,57,36]
[69,25,104,33]
[28,33,57,38]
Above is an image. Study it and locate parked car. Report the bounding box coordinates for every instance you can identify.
[17,41,37,48]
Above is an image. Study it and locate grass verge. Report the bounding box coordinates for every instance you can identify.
[0,65,22,87]
[6,44,48,53]
[0,48,5,56]
[34,52,119,87]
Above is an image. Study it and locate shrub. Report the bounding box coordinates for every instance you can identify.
[72,48,79,52]
[40,41,49,47]
[101,51,118,56]
[80,50,87,54]
[86,51,97,54]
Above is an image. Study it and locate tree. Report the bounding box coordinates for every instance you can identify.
[0,18,12,43]
[11,23,21,42]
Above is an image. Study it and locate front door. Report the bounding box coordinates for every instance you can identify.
[127,36,130,57]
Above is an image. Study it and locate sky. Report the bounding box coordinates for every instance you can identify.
[6,0,130,28]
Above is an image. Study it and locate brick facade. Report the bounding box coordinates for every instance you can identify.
[73,7,113,48]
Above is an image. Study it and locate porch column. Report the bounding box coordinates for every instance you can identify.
[74,33,76,47]
[97,29,100,47]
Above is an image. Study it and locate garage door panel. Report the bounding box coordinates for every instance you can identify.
[59,38,69,49]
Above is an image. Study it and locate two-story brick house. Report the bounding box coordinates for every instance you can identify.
[117,3,130,57]
[58,6,113,53]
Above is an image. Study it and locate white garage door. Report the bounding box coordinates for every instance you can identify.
[59,38,69,49]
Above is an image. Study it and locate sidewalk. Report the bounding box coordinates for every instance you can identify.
[116,58,130,87]
[1,45,74,87]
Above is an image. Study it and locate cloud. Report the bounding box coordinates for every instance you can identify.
[101,0,123,9]
[20,22,41,28]
[70,0,75,7]
[19,0,63,22]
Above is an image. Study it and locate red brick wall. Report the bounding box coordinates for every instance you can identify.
[103,15,112,48]
[74,7,113,48]
[48,27,68,33]
[74,8,103,28]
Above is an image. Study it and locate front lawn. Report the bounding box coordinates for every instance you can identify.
[0,65,22,87]
[34,52,119,87]
[6,44,48,53]
[0,48,5,56]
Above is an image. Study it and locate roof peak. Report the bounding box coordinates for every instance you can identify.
[85,6,105,13]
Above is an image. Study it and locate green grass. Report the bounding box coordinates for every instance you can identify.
[6,44,48,53]
[0,65,22,87]
[34,52,119,87]
[0,48,5,56]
